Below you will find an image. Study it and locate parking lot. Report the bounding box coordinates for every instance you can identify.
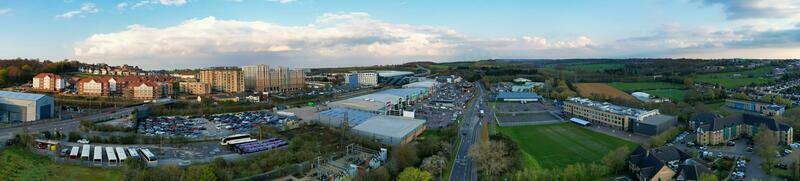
[413,82,473,129]
[138,111,298,138]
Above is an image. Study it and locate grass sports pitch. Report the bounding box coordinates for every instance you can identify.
[498,123,638,169]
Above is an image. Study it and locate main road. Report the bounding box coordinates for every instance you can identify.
[450,81,487,181]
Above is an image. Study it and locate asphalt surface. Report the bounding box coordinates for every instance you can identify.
[450,82,486,181]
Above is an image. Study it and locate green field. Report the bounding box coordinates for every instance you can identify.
[0,147,122,180]
[643,89,687,101]
[695,66,774,88]
[607,82,684,92]
[498,123,638,169]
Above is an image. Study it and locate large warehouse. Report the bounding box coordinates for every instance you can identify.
[0,91,54,122]
[328,88,429,115]
[351,115,427,145]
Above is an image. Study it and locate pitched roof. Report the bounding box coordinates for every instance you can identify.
[34,73,59,79]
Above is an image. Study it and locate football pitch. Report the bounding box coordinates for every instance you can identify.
[498,123,638,169]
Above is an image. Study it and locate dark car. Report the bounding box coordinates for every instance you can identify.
[60,148,70,157]
[776,163,788,169]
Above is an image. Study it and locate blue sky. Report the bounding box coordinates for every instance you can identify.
[1,0,799,69]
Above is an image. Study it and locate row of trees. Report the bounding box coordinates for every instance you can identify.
[0,58,82,87]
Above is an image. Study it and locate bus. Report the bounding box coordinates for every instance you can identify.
[220,134,256,146]
[115,147,128,163]
[93,146,103,164]
[105,147,117,166]
[80,144,91,161]
[69,146,79,159]
[140,148,158,166]
[127,147,140,160]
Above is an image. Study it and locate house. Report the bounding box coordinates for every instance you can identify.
[629,146,710,181]
[31,73,65,92]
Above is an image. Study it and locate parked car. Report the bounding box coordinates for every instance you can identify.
[77,139,90,144]
[59,148,70,157]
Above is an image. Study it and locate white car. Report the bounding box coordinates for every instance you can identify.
[77,139,90,144]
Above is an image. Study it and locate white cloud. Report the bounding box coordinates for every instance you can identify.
[127,0,187,9]
[56,3,98,19]
[267,0,295,4]
[0,8,11,15]
[117,2,129,10]
[158,0,187,6]
[695,0,800,20]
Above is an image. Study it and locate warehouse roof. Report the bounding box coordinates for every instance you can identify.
[640,114,676,125]
[377,71,414,77]
[0,91,47,101]
[328,98,388,112]
[496,92,542,99]
[378,88,427,98]
[352,115,425,139]
[403,81,438,89]
[317,108,375,127]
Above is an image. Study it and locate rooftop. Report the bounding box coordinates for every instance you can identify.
[352,115,426,139]
[0,91,48,101]
[378,88,428,98]
[566,97,656,118]
[376,70,414,77]
[496,92,542,99]
[317,108,375,127]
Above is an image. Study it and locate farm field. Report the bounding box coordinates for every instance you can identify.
[574,83,637,101]
[0,147,122,180]
[607,82,684,92]
[498,123,637,169]
[695,66,774,88]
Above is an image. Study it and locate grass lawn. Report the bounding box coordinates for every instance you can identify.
[608,82,685,92]
[0,147,122,181]
[498,123,638,169]
[695,66,774,88]
[643,89,687,101]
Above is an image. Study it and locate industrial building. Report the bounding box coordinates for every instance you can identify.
[351,115,426,145]
[377,70,415,85]
[0,91,54,122]
[725,99,785,116]
[563,97,676,135]
[495,92,543,103]
[317,108,375,128]
[328,88,429,115]
[511,82,544,92]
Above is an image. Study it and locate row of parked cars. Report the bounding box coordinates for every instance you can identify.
[732,160,746,180]
[208,111,294,132]
[138,117,207,137]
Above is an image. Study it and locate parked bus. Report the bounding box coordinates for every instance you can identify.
[115,147,127,163]
[80,145,91,161]
[220,134,256,146]
[140,148,158,166]
[69,146,79,159]
[127,147,140,160]
[93,146,103,164]
[105,147,117,166]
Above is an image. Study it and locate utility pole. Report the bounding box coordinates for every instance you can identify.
[340,111,349,147]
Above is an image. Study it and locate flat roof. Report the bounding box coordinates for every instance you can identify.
[566,97,656,118]
[496,92,542,99]
[0,91,47,101]
[378,88,427,97]
[317,108,375,127]
[403,81,438,89]
[377,71,414,77]
[640,114,675,125]
[352,115,426,139]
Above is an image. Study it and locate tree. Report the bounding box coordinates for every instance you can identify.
[68,131,81,142]
[420,155,447,176]
[684,77,694,89]
[389,143,420,174]
[185,165,217,181]
[397,167,432,181]
[789,151,800,181]
[365,166,391,181]
[754,123,779,172]
[602,146,630,174]
[699,173,719,181]
[469,140,513,178]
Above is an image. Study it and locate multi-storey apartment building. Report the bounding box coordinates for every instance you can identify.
[725,99,785,116]
[77,77,108,96]
[199,68,244,93]
[563,97,676,135]
[125,81,160,100]
[31,73,65,92]
[695,113,793,145]
[178,82,210,95]
[241,65,305,92]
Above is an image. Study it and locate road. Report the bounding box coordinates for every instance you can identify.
[450,82,486,181]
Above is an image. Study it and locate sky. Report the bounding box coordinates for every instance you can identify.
[1,0,800,70]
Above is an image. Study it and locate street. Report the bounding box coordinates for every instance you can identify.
[450,82,486,181]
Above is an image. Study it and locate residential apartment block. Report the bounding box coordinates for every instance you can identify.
[629,146,710,181]
[178,82,211,95]
[73,75,173,100]
[241,65,305,92]
[345,72,378,87]
[199,68,245,93]
[725,99,785,116]
[31,73,65,92]
[695,113,793,145]
[562,97,676,135]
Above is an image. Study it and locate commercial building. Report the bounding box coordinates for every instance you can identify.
[199,68,245,93]
[344,72,378,87]
[725,99,785,116]
[31,73,65,92]
[511,82,544,92]
[0,91,54,122]
[328,88,428,115]
[178,82,211,95]
[316,108,375,128]
[563,97,675,135]
[495,92,543,103]
[351,115,426,145]
[377,70,414,85]
[241,65,305,93]
[695,113,793,145]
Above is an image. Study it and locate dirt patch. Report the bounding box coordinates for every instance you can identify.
[574,83,637,101]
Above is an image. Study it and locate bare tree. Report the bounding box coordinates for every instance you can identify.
[469,140,512,179]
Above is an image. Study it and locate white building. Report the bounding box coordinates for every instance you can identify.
[0,91,55,122]
[344,72,378,86]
